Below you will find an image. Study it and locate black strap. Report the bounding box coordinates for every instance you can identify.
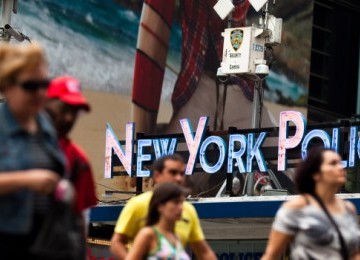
[220,84,227,130]
[312,194,349,260]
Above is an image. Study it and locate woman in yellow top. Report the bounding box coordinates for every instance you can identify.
[126,182,191,260]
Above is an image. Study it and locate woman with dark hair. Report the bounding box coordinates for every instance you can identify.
[125,182,191,260]
[262,147,360,260]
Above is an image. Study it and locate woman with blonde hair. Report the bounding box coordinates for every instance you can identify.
[126,182,191,260]
[0,43,65,259]
[262,147,360,260]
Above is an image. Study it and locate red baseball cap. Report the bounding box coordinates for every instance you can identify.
[47,76,91,111]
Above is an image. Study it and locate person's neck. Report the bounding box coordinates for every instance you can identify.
[11,107,37,133]
[59,135,69,141]
[315,184,338,204]
[156,217,175,234]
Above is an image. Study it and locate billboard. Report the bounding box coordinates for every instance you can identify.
[13,0,313,199]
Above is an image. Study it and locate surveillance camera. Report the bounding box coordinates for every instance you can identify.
[254,59,269,79]
[255,64,269,78]
[4,24,30,42]
[216,67,229,83]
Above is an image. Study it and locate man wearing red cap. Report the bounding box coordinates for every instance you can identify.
[45,76,97,236]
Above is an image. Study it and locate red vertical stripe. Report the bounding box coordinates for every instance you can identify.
[132,52,164,112]
[145,0,175,26]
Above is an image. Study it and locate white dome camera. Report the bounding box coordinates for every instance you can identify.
[255,59,269,78]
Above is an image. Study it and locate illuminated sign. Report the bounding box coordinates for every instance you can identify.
[180,117,208,175]
[277,111,306,171]
[104,111,359,177]
[104,123,134,178]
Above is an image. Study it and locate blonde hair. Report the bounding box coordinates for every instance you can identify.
[0,43,47,92]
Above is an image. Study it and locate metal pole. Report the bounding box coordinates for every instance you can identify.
[246,78,263,195]
[0,0,14,42]
[251,79,262,128]
[264,2,269,29]
[224,0,234,196]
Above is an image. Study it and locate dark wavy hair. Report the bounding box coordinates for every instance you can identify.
[295,147,336,195]
[146,183,189,226]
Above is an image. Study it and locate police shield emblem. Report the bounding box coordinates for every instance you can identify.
[230,29,243,51]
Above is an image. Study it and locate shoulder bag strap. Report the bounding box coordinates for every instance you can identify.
[312,194,349,260]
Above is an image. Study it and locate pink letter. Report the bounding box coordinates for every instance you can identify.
[104,123,134,178]
[180,117,208,175]
[278,111,306,171]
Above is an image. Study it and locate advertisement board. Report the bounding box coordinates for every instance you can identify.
[14,0,313,199]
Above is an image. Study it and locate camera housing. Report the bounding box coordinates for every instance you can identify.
[214,0,282,79]
[254,59,269,78]
[216,67,229,83]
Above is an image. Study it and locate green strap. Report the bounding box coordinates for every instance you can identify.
[149,226,162,255]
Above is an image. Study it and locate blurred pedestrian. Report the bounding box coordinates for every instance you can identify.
[262,147,360,260]
[0,43,64,259]
[45,76,97,225]
[45,76,98,258]
[110,154,216,260]
[126,182,190,260]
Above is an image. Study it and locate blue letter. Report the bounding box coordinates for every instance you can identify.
[331,128,339,152]
[247,132,267,172]
[332,128,348,167]
[153,138,178,159]
[199,136,226,174]
[349,127,357,167]
[301,130,331,159]
[137,139,152,177]
[227,134,247,173]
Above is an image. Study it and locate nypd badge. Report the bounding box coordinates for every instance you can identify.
[230,29,243,51]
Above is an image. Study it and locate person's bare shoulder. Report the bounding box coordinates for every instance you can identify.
[344,200,357,215]
[282,195,309,210]
[136,227,156,240]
